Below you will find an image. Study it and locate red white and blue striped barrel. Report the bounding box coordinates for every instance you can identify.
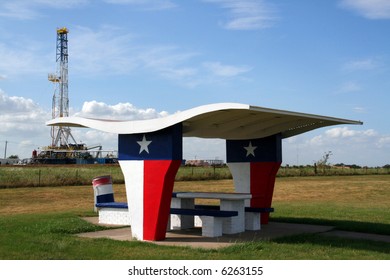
[92,175,114,211]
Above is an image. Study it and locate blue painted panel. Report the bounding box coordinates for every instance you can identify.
[118,123,182,160]
[226,134,282,163]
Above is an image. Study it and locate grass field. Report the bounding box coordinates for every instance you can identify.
[1,164,390,188]
[0,174,389,260]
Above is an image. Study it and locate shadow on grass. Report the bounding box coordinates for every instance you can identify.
[271,233,390,257]
[268,217,390,257]
[271,217,390,236]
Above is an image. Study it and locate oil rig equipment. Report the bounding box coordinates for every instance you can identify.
[33,27,116,164]
[48,27,78,148]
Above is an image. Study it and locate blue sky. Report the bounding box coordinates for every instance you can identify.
[0,0,390,166]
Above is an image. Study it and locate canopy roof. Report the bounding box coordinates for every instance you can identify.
[46,103,362,140]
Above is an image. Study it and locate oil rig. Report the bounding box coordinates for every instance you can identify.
[33,27,115,164]
[48,27,76,149]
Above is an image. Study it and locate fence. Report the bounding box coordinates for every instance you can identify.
[1,164,389,188]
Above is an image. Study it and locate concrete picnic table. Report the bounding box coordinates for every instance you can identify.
[171,192,252,234]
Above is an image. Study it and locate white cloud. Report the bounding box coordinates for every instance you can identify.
[70,129,117,151]
[340,0,390,19]
[0,0,89,20]
[324,127,377,139]
[70,26,139,76]
[203,61,252,77]
[204,0,278,30]
[2,0,260,85]
[0,91,51,158]
[70,25,252,87]
[353,106,367,113]
[0,0,174,20]
[103,0,176,10]
[286,126,390,166]
[136,45,200,83]
[0,90,42,115]
[336,81,362,93]
[378,136,390,148]
[183,137,225,160]
[343,58,379,71]
[35,0,89,9]
[0,42,50,78]
[75,100,169,120]
[308,127,377,147]
[0,92,49,134]
[0,23,252,87]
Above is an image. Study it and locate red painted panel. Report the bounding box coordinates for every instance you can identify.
[143,160,181,241]
[250,162,281,224]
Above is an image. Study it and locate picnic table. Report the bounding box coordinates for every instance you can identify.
[171,192,252,235]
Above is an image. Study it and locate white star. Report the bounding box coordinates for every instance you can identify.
[244,141,257,157]
[137,135,152,154]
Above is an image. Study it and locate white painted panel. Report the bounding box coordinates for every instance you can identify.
[228,162,251,206]
[119,160,144,240]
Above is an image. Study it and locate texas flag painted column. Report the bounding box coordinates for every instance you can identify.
[226,134,282,224]
[118,124,182,241]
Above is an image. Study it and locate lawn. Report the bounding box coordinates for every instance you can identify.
[0,175,389,259]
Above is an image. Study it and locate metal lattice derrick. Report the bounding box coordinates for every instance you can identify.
[48,27,76,148]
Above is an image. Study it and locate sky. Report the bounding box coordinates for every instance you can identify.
[0,0,389,167]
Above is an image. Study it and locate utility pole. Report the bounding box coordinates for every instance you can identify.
[4,140,7,159]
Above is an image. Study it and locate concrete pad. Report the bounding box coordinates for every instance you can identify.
[77,227,133,241]
[77,217,334,249]
[155,223,334,249]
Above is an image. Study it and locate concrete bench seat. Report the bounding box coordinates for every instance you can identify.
[193,204,274,213]
[95,205,130,225]
[170,207,238,237]
[245,207,274,213]
[92,175,131,225]
[170,207,238,217]
[95,202,131,225]
[193,204,274,231]
[95,202,128,209]
[194,204,220,210]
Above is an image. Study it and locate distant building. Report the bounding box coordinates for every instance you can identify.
[0,158,19,165]
[185,159,224,167]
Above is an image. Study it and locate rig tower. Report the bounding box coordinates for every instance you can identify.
[33,27,111,164]
[48,27,77,148]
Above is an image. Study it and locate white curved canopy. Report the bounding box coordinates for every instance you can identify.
[46,103,362,140]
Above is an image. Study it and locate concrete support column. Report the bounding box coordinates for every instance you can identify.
[118,124,182,241]
[226,134,282,224]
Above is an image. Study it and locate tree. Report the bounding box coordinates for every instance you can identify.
[316,151,332,166]
[8,155,19,159]
[314,151,332,174]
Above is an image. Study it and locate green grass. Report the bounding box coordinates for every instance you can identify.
[0,212,388,260]
[0,175,389,259]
